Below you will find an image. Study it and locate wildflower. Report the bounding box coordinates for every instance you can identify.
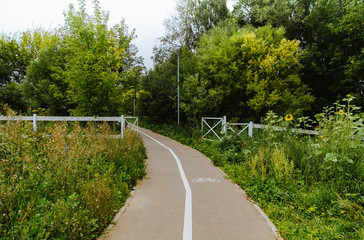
[339,110,344,115]
[321,212,325,215]
[341,210,346,214]
[285,114,293,121]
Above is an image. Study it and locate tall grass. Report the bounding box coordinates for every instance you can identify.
[0,109,146,239]
[141,96,363,239]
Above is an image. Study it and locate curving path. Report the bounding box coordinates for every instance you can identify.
[103,127,279,240]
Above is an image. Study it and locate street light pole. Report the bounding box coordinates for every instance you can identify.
[177,52,180,126]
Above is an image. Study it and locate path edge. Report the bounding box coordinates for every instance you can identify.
[215,164,284,240]
[97,190,135,240]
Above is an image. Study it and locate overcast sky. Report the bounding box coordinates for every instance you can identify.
[0,0,236,69]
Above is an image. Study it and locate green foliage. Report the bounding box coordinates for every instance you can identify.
[233,0,364,113]
[232,0,311,40]
[0,35,29,112]
[138,47,197,122]
[182,23,314,121]
[138,59,178,121]
[0,0,142,116]
[312,95,363,184]
[162,0,230,50]
[300,0,364,112]
[0,35,28,85]
[1,29,62,113]
[23,45,69,116]
[58,1,139,116]
[0,109,146,239]
[145,0,230,122]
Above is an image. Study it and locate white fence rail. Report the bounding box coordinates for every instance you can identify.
[0,114,138,138]
[202,116,319,141]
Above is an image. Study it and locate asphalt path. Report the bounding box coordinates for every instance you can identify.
[104,127,278,240]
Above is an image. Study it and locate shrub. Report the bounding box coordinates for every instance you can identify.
[0,109,146,239]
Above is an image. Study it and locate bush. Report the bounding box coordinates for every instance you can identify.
[0,109,146,239]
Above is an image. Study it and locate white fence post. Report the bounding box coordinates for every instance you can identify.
[201,118,203,132]
[248,121,253,137]
[33,114,37,132]
[222,116,227,132]
[121,115,125,139]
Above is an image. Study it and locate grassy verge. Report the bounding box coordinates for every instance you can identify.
[140,96,363,240]
[0,109,146,239]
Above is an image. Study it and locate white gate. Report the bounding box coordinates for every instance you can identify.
[201,116,226,141]
[125,117,138,133]
[201,117,256,141]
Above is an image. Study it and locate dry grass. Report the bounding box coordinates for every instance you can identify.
[0,109,146,239]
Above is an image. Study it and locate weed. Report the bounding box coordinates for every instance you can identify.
[0,110,146,239]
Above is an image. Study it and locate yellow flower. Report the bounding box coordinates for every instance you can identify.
[341,210,346,214]
[339,110,344,115]
[285,114,293,121]
[321,212,325,215]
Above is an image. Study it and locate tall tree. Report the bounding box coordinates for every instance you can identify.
[0,35,28,86]
[232,0,314,41]
[0,30,57,112]
[22,44,70,115]
[182,23,314,121]
[138,60,177,121]
[144,0,228,122]
[57,0,141,116]
[301,0,364,109]
[232,0,364,111]
[161,0,230,51]
[0,36,27,111]
[1,0,143,116]
[140,47,197,122]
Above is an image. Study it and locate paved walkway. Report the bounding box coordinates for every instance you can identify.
[104,128,278,240]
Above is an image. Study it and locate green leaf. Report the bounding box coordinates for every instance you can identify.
[325,153,338,162]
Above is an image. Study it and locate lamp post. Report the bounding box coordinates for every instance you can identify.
[176,52,180,126]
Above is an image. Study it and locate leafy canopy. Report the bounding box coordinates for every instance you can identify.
[182,23,314,121]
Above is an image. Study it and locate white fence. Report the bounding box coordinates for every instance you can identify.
[202,116,318,141]
[0,114,138,138]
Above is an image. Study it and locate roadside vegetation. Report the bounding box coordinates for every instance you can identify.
[0,108,146,239]
[141,96,363,240]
